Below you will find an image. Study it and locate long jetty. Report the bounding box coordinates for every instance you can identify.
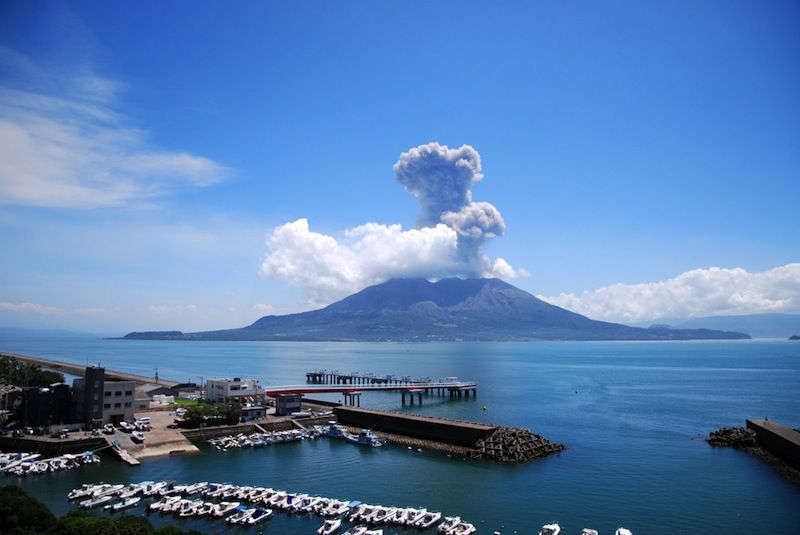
[0,351,177,387]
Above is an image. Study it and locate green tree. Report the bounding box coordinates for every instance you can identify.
[0,485,56,535]
[0,356,65,387]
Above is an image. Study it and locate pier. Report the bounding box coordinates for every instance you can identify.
[271,372,478,406]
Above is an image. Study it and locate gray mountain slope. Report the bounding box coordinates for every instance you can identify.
[123,278,750,341]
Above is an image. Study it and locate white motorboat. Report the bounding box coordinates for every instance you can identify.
[452,522,477,535]
[80,495,112,509]
[226,507,254,524]
[538,524,561,535]
[416,511,442,529]
[405,508,427,526]
[247,507,273,524]
[149,496,180,512]
[363,530,383,535]
[343,527,368,535]
[438,517,461,533]
[616,529,633,535]
[582,530,599,535]
[108,496,141,511]
[185,481,208,494]
[319,518,342,535]
[212,501,240,517]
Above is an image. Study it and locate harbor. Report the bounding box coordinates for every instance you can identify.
[1,338,799,534]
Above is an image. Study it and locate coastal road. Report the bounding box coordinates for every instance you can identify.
[0,351,178,387]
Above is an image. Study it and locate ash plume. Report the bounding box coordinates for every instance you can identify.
[394,142,506,269]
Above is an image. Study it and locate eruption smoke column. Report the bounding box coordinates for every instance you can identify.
[394,142,506,273]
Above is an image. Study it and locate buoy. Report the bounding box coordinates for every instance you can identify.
[482,405,487,411]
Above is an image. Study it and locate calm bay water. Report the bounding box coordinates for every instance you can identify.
[2,334,799,534]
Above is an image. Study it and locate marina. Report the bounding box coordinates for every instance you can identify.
[0,450,101,477]
[64,479,485,534]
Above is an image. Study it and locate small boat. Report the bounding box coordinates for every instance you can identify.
[416,511,442,529]
[185,481,209,494]
[582,530,599,535]
[343,527,369,535]
[212,501,240,517]
[80,495,112,509]
[538,524,561,535]
[108,496,141,511]
[363,530,383,535]
[194,502,215,517]
[347,429,385,447]
[149,496,180,512]
[226,507,254,525]
[405,508,427,526]
[438,517,461,534]
[615,529,633,535]
[247,507,273,524]
[319,518,342,535]
[452,522,477,535]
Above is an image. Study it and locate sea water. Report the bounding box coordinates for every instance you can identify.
[1,334,799,534]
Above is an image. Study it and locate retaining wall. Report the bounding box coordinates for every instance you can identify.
[747,419,800,470]
[334,407,497,447]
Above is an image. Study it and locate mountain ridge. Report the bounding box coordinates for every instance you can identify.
[122,278,750,341]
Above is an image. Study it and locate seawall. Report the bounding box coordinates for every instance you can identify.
[746,419,800,470]
[334,406,497,446]
[0,436,107,455]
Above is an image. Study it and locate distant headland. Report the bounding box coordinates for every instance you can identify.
[790,335,800,341]
[122,278,750,342]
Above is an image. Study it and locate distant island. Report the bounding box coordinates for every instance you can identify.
[122,278,750,342]
[790,335,800,341]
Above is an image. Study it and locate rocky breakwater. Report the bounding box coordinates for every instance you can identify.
[470,426,565,463]
[707,426,758,448]
[707,423,800,484]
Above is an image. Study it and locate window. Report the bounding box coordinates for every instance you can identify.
[124,402,132,408]
[115,391,122,397]
[103,403,111,409]
[125,390,132,396]
[104,391,111,397]
[114,402,121,408]
[94,381,100,388]
[93,393,99,401]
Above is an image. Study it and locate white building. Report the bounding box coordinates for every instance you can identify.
[205,377,262,403]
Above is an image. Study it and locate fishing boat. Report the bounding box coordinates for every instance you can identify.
[538,524,561,535]
[345,429,385,447]
[318,518,342,535]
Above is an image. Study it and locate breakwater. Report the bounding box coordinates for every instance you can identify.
[707,420,800,484]
[334,406,565,463]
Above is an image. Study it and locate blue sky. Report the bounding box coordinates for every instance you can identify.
[1,1,798,332]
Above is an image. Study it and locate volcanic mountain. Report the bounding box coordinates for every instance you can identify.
[123,278,750,341]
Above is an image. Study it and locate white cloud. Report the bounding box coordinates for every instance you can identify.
[0,49,229,208]
[541,263,800,323]
[148,304,199,316]
[252,303,275,314]
[260,218,524,304]
[0,301,62,314]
